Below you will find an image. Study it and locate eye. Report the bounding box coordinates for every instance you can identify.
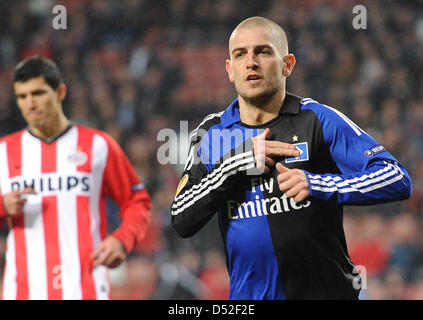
[260,48,271,55]
[234,51,244,58]
[17,92,29,99]
[33,90,45,96]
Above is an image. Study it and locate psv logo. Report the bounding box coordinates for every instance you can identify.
[67,150,88,166]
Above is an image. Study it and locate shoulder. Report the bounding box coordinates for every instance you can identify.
[0,129,26,144]
[190,98,243,141]
[75,124,113,142]
[74,124,122,151]
[189,111,225,143]
[300,97,363,136]
[300,97,351,124]
[74,124,103,137]
[300,97,342,119]
[195,111,225,132]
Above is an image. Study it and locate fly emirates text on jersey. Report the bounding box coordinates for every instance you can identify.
[226,176,311,220]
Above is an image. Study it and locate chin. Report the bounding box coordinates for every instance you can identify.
[28,120,47,130]
[241,89,279,106]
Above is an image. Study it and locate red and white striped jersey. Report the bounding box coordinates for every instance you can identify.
[0,125,151,300]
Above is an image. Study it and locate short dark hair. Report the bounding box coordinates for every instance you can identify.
[13,56,63,90]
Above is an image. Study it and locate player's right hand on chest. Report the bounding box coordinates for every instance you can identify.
[252,128,300,174]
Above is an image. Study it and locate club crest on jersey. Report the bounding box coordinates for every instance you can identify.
[67,150,88,166]
[285,142,309,163]
[175,174,189,196]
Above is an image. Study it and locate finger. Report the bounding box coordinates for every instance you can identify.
[92,255,107,268]
[253,131,267,161]
[265,140,297,149]
[278,177,297,193]
[12,197,27,205]
[264,140,301,157]
[92,246,112,268]
[265,156,275,167]
[265,147,300,158]
[90,244,104,260]
[102,254,115,267]
[276,162,289,174]
[264,128,270,139]
[103,253,123,268]
[18,187,37,195]
[98,253,114,267]
[108,256,125,268]
[284,182,305,198]
[254,128,267,141]
[294,190,309,203]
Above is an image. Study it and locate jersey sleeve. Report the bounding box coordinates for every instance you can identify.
[101,134,152,253]
[171,125,257,238]
[0,194,7,218]
[303,103,412,205]
[0,192,7,230]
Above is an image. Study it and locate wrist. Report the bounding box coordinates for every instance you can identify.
[111,230,133,254]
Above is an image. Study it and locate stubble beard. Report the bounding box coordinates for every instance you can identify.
[238,83,282,108]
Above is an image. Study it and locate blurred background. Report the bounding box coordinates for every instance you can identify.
[0,0,422,300]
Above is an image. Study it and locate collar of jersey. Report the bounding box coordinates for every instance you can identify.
[26,123,74,144]
[220,92,301,128]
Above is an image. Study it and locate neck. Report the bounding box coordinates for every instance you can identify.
[239,90,285,126]
[30,114,70,140]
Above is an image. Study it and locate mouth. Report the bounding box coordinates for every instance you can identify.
[246,74,263,84]
[26,110,43,120]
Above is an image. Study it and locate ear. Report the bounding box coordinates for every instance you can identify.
[56,83,67,102]
[225,59,234,83]
[282,54,296,78]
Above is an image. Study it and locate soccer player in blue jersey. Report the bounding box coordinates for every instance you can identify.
[170,17,412,299]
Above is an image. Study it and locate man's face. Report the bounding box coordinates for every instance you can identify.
[226,26,288,105]
[14,76,64,131]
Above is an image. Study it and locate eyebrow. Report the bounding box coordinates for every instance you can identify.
[231,44,273,55]
[16,89,47,97]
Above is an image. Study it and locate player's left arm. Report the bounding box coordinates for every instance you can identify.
[306,104,411,204]
[278,103,412,205]
[92,134,151,268]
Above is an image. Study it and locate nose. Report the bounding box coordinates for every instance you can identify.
[25,95,37,109]
[246,52,259,70]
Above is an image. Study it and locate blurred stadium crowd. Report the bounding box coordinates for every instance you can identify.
[0,0,422,300]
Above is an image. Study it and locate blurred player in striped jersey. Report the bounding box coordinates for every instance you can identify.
[0,56,152,300]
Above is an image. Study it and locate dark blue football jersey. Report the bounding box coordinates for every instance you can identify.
[171,93,412,299]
